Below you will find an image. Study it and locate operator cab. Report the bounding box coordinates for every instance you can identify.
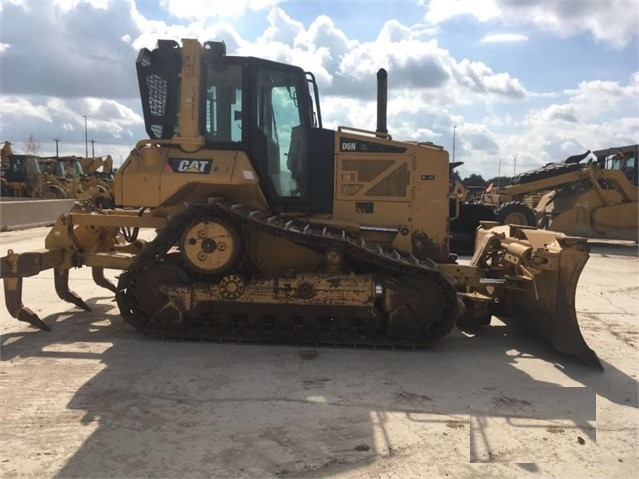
[137,40,334,214]
[5,156,41,183]
[595,145,638,187]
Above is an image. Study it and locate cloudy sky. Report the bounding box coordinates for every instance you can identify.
[1,0,637,178]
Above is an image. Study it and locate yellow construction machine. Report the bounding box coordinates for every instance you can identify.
[1,148,68,199]
[79,155,114,178]
[38,158,84,197]
[0,39,600,368]
[535,146,637,241]
[481,146,638,241]
[38,156,115,208]
[1,141,13,169]
[76,155,116,208]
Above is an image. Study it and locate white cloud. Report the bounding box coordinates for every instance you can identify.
[0,94,144,156]
[453,59,526,98]
[2,0,140,99]
[482,74,639,173]
[564,77,639,119]
[481,33,528,43]
[540,104,579,123]
[53,0,109,11]
[0,0,635,174]
[0,0,28,13]
[423,0,500,24]
[1,97,53,122]
[424,0,638,48]
[158,0,279,20]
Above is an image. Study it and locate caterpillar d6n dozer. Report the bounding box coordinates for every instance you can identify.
[0,39,601,369]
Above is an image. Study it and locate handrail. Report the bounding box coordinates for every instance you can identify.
[337,126,392,140]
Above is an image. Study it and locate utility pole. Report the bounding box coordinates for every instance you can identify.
[83,115,88,157]
[513,154,518,175]
[452,125,457,163]
[53,138,61,157]
[498,158,502,189]
[90,139,95,157]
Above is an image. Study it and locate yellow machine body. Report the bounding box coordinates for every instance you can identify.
[0,39,601,369]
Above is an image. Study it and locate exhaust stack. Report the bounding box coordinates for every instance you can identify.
[376,68,387,136]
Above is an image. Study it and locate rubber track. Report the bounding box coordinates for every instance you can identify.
[115,199,459,347]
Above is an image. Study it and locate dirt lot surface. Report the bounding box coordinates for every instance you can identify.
[0,227,637,478]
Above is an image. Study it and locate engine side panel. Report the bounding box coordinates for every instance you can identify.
[332,135,450,262]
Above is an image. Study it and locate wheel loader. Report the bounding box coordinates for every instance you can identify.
[535,145,637,241]
[0,39,601,369]
[1,151,67,199]
[38,156,115,208]
[481,146,638,241]
[38,158,84,198]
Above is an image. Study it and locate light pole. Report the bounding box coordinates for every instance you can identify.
[83,115,88,157]
[452,125,457,163]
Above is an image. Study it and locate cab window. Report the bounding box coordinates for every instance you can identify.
[204,64,243,143]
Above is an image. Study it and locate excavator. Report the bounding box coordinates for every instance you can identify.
[0,39,601,369]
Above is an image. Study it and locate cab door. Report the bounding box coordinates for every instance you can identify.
[249,61,333,214]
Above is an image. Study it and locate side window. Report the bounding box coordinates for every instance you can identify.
[205,64,242,143]
[257,69,308,198]
[624,155,636,184]
[608,152,636,180]
[609,156,623,170]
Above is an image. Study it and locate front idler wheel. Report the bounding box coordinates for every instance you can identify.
[384,276,457,343]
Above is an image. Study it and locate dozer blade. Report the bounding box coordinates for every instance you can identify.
[473,225,602,370]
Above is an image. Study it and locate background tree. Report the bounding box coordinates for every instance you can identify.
[461,173,487,187]
[486,176,512,187]
[24,134,40,156]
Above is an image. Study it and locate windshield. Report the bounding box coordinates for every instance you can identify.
[40,161,63,177]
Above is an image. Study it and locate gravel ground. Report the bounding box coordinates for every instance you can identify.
[0,228,637,478]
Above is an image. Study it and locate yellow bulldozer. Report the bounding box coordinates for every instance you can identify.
[0,39,601,369]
